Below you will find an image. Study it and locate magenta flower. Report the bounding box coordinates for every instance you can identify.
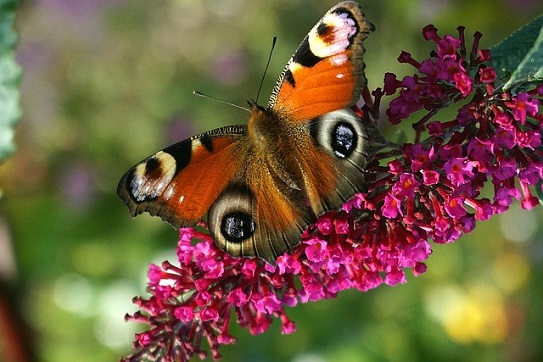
[454,70,473,96]
[122,24,543,361]
[382,194,403,218]
[443,157,474,186]
[508,92,539,123]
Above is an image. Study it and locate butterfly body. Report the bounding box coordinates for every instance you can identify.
[118,2,374,263]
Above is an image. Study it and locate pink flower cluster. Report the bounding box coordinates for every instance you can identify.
[123,195,432,361]
[122,25,543,361]
[382,25,543,229]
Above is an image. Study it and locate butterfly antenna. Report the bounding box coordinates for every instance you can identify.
[193,91,251,112]
[255,36,277,105]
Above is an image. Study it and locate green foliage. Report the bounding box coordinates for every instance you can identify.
[491,14,543,91]
[0,0,21,161]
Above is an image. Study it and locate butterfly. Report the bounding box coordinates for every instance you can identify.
[117,1,374,263]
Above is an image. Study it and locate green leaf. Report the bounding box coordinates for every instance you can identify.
[535,180,543,206]
[0,0,21,161]
[490,14,543,91]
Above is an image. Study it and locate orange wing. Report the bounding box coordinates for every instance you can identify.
[117,126,247,228]
[268,1,374,121]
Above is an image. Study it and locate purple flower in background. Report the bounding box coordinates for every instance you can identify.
[58,162,97,212]
[212,50,248,85]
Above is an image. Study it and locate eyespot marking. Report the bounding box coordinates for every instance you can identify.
[332,122,356,159]
[221,211,256,242]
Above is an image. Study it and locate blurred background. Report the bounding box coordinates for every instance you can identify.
[2,0,543,361]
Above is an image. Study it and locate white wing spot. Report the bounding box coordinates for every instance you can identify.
[308,12,357,58]
[330,53,348,66]
[163,182,176,201]
[130,151,177,202]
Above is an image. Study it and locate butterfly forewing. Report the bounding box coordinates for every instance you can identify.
[269,1,374,121]
[117,126,247,228]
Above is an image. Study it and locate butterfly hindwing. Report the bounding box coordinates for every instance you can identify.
[306,108,370,213]
[207,178,313,261]
[269,1,374,121]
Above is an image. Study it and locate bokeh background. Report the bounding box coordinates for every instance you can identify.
[2,0,543,361]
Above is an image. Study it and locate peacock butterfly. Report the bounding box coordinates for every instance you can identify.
[117,1,374,263]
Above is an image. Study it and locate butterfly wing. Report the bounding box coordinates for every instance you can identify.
[304,108,370,215]
[117,126,247,228]
[268,1,374,121]
[207,171,313,262]
[264,2,374,217]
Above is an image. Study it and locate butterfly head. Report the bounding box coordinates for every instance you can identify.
[246,99,283,147]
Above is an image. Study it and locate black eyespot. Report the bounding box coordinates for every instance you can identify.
[221,212,256,242]
[332,122,357,158]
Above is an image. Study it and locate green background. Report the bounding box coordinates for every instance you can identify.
[2,0,543,361]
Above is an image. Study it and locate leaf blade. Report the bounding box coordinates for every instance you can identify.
[0,0,21,161]
[490,14,543,91]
